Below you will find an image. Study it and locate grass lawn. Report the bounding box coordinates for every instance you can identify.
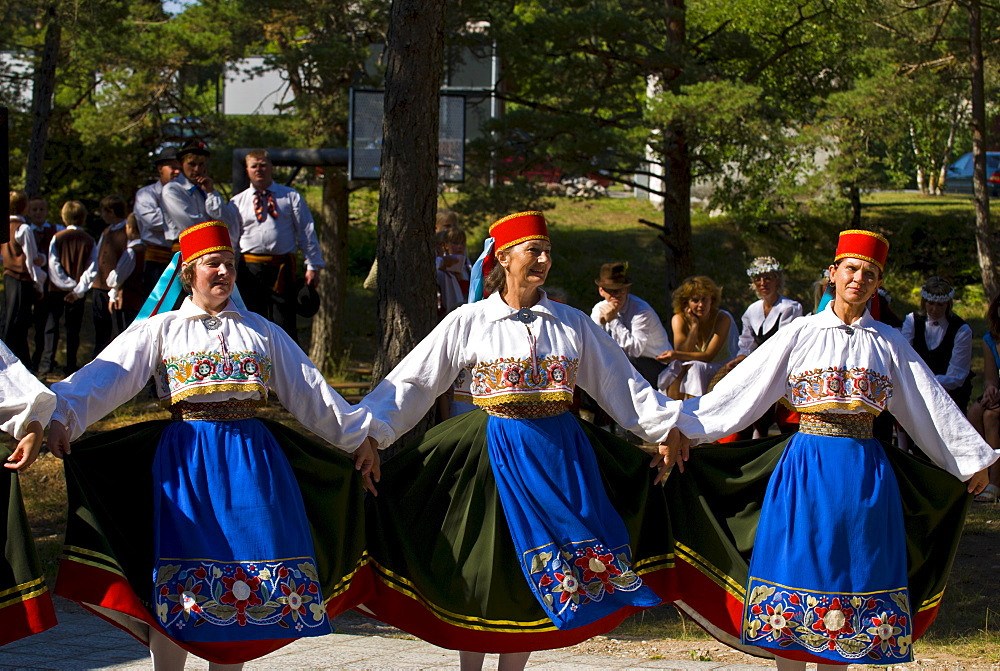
[6,189,1000,663]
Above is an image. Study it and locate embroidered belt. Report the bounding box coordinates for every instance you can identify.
[483,401,569,419]
[170,399,258,421]
[798,412,874,439]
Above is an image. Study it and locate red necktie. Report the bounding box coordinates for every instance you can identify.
[253,190,278,222]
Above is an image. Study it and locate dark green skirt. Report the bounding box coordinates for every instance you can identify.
[363,409,678,653]
[0,444,56,646]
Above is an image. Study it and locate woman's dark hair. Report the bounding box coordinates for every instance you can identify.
[483,255,507,296]
[988,293,1000,338]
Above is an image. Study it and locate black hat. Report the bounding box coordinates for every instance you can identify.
[153,147,179,165]
[296,282,320,318]
[178,141,210,159]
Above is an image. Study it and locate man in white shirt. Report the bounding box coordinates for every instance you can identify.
[590,262,671,386]
[134,147,181,296]
[230,149,325,343]
[161,142,229,243]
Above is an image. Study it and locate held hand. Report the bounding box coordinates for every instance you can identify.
[650,427,690,485]
[48,420,72,458]
[5,421,43,471]
[353,437,381,496]
[967,468,990,495]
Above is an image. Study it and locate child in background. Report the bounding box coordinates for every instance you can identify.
[105,213,146,332]
[44,201,96,375]
[26,198,62,371]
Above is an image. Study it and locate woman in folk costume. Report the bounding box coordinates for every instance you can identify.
[736,257,803,359]
[359,212,686,671]
[663,230,997,667]
[727,256,803,438]
[0,340,57,645]
[48,221,387,670]
[900,277,974,414]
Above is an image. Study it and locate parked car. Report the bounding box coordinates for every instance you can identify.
[945,151,1000,196]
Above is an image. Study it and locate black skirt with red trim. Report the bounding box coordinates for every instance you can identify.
[0,445,56,647]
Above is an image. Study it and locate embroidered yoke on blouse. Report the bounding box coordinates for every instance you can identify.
[469,355,578,407]
[157,350,271,406]
[783,366,893,415]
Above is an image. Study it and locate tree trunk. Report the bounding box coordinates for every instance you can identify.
[308,169,349,372]
[848,184,862,226]
[969,0,999,299]
[372,0,446,403]
[659,0,692,293]
[25,5,60,198]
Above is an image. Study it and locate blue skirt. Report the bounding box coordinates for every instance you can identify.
[486,413,661,629]
[151,419,331,642]
[741,431,912,663]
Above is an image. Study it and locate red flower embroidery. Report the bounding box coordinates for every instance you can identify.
[761,602,794,633]
[220,567,263,626]
[169,581,202,615]
[279,581,309,619]
[811,598,855,641]
[574,547,621,593]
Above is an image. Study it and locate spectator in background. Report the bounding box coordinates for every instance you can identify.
[161,142,229,242]
[656,275,738,399]
[2,191,46,364]
[105,214,146,332]
[721,256,803,438]
[26,197,62,371]
[967,292,1000,503]
[436,208,459,232]
[590,262,671,387]
[74,195,133,355]
[901,277,973,413]
[44,201,96,375]
[134,147,181,296]
[231,149,325,343]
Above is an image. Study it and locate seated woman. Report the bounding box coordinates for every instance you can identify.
[656,275,738,399]
[967,292,1000,502]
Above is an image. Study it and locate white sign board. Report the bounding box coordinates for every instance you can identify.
[224,57,292,116]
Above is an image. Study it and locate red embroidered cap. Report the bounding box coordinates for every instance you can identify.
[834,229,889,271]
[489,211,549,252]
[179,221,233,263]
